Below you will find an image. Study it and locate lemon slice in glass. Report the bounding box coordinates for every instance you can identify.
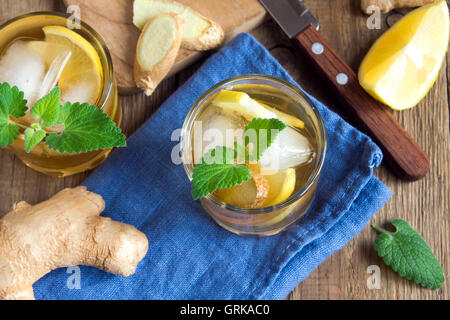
[213,90,305,128]
[262,168,296,207]
[42,26,103,104]
[358,1,449,110]
[213,90,277,119]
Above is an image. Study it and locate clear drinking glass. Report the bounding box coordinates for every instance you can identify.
[0,12,122,177]
[181,75,327,236]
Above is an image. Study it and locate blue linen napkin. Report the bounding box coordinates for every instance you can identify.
[34,33,391,300]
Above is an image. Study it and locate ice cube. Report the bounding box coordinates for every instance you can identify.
[260,127,313,172]
[193,107,245,163]
[60,73,99,105]
[0,41,45,107]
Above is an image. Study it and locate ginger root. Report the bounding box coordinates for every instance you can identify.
[133,0,224,51]
[134,12,183,96]
[361,0,441,14]
[0,187,148,300]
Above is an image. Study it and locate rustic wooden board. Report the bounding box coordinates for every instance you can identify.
[63,0,266,94]
[0,0,449,300]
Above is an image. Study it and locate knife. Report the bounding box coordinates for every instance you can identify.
[259,0,430,181]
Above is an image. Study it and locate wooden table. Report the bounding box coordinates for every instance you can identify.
[0,0,448,300]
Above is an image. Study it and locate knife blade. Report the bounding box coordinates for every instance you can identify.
[259,0,430,181]
[259,0,319,37]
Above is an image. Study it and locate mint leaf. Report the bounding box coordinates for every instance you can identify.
[0,82,27,118]
[45,102,126,154]
[24,124,46,153]
[192,146,251,200]
[0,122,19,148]
[373,219,444,289]
[244,118,286,161]
[30,87,60,127]
[0,83,25,147]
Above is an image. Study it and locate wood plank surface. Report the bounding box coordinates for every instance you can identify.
[0,0,448,300]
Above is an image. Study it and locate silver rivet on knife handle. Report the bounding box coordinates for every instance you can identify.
[336,73,349,85]
[311,42,324,55]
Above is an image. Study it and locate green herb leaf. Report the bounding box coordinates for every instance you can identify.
[30,87,61,127]
[0,122,19,148]
[191,146,251,200]
[0,83,26,147]
[45,102,127,154]
[0,82,28,119]
[24,124,46,153]
[373,219,445,289]
[243,118,286,161]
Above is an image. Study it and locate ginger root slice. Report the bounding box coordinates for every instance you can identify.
[0,186,148,300]
[361,0,441,14]
[214,164,269,209]
[248,165,270,209]
[133,0,224,51]
[134,12,183,96]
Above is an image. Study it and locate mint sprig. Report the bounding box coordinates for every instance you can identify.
[191,118,286,200]
[0,82,126,154]
[373,219,444,289]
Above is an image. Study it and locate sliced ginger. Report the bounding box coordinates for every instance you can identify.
[134,12,183,96]
[133,0,224,51]
[214,164,269,209]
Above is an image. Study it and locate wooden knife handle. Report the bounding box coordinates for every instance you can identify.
[293,25,429,181]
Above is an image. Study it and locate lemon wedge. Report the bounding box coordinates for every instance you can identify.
[260,103,305,129]
[358,1,449,110]
[262,168,296,207]
[213,90,305,128]
[42,26,103,104]
[213,90,277,119]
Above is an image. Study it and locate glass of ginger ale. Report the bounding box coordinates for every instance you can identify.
[0,12,121,177]
[181,75,327,236]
